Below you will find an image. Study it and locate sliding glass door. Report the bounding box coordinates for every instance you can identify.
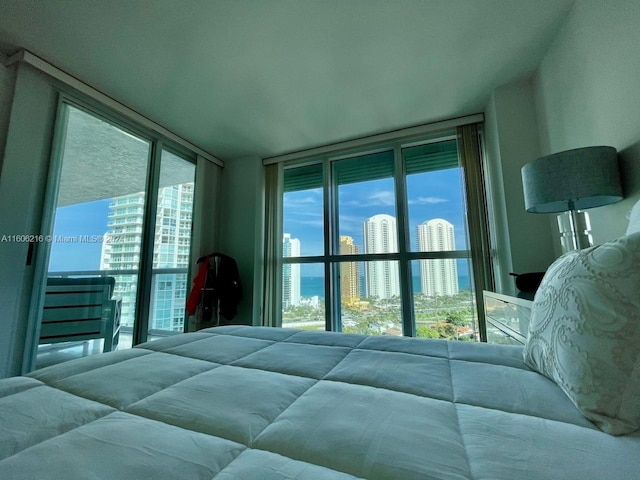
[35,100,196,368]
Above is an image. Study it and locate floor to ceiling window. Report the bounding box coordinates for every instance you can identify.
[147,150,195,338]
[36,100,197,367]
[274,123,492,340]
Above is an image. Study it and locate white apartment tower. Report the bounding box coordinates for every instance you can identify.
[282,233,301,308]
[100,183,194,331]
[363,214,399,299]
[418,218,459,296]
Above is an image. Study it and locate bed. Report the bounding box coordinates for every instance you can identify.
[0,323,638,480]
[2,202,639,479]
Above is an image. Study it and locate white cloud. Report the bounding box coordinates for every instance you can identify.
[408,196,448,205]
[342,190,396,208]
[368,190,395,206]
[284,195,319,206]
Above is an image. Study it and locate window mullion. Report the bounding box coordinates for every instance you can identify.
[134,140,163,345]
[323,157,338,331]
[393,143,414,337]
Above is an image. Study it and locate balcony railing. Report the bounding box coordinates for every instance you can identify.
[48,267,189,336]
[109,198,144,208]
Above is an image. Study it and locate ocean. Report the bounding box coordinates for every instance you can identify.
[300,275,470,300]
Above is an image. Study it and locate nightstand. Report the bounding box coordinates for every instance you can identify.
[483,291,533,345]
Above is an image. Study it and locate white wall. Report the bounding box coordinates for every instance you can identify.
[217,156,265,325]
[0,64,58,377]
[534,0,640,246]
[484,77,557,293]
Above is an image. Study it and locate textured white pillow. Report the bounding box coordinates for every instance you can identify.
[627,198,640,235]
[524,232,640,435]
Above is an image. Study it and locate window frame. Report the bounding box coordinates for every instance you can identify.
[25,92,201,371]
[276,124,493,338]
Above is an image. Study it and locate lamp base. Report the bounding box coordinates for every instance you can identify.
[557,210,592,253]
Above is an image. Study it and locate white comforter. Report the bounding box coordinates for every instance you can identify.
[1,326,638,479]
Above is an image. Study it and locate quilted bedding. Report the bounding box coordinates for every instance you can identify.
[1,325,638,479]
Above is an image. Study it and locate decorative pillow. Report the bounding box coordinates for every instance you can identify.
[627,198,640,235]
[523,231,640,435]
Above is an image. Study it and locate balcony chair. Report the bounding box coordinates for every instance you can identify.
[40,276,121,352]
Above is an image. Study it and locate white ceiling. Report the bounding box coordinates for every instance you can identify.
[0,0,574,161]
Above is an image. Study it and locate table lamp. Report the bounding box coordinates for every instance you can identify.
[521,146,623,252]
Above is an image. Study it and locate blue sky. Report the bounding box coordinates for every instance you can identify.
[50,167,467,277]
[48,199,111,272]
[283,167,468,261]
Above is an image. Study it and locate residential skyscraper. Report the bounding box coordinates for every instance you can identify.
[418,218,459,296]
[100,183,194,331]
[282,233,301,308]
[339,236,361,303]
[363,214,399,299]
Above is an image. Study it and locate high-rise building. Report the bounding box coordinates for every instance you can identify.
[100,183,194,331]
[339,236,360,303]
[282,233,301,308]
[418,218,459,296]
[363,214,399,299]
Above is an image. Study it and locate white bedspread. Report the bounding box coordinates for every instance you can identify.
[1,326,638,479]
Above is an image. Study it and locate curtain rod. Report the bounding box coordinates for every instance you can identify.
[4,49,224,168]
[263,113,484,165]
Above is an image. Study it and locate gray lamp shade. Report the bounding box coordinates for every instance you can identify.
[521,146,623,213]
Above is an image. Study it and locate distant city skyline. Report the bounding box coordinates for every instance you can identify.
[283,213,465,307]
[283,167,467,278]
